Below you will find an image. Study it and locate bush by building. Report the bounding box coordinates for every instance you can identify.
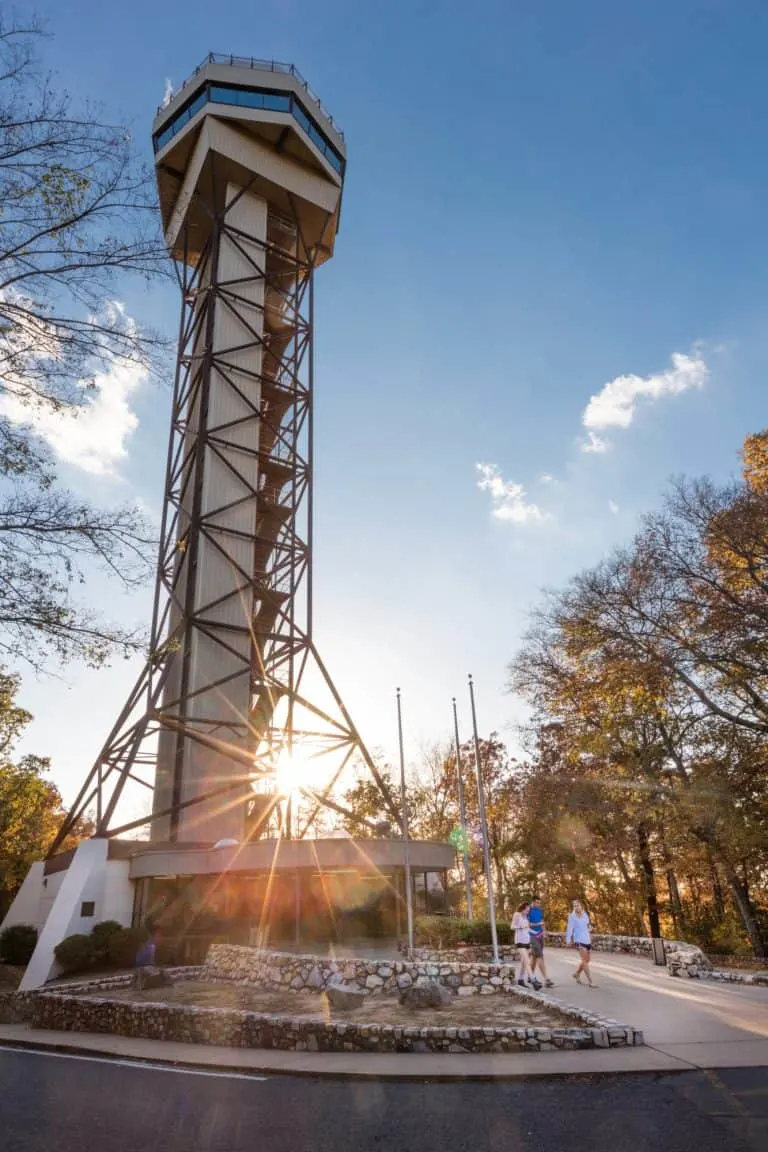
[105,927,148,969]
[0,923,38,965]
[54,933,96,974]
[414,915,512,948]
[90,920,125,963]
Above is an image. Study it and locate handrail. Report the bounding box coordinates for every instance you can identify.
[157,53,343,139]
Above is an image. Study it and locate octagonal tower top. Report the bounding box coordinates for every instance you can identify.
[152,55,346,265]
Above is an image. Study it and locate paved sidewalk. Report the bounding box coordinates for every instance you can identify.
[1,1019,765,1080]
[537,948,768,1068]
[0,1022,691,1079]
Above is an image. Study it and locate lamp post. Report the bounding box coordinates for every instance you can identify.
[468,674,499,964]
[451,697,473,919]
[396,688,414,956]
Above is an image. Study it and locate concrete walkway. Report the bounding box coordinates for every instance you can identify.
[0,1023,701,1079]
[1,948,766,1080]
[538,948,768,1067]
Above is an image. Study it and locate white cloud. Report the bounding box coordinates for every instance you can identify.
[608,500,620,515]
[580,350,708,452]
[0,302,147,476]
[476,462,548,525]
[539,473,554,483]
[582,431,609,454]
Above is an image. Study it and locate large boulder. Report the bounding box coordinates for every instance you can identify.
[323,981,366,1012]
[132,966,172,992]
[399,980,453,1009]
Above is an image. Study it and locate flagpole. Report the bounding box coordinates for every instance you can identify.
[396,687,414,956]
[452,697,473,919]
[468,674,499,964]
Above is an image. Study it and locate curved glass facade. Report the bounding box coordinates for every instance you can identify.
[153,82,344,175]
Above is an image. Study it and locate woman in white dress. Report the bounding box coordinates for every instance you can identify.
[566,899,596,987]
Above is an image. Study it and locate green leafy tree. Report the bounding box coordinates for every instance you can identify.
[508,432,768,956]
[0,671,92,915]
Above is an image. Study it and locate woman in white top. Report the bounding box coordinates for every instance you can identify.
[511,901,540,989]
[565,899,595,987]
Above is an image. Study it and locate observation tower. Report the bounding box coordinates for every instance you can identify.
[5,58,452,989]
[52,55,399,846]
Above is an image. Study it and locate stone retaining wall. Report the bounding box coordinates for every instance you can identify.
[204,944,526,997]
[24,984,642,1054]
[413,932,732,979]
[666,947,768,985]
[0,967,203,1025]
[408,932,767,989]
[410,936,664,962]
[544,932,672,957]
[10,945,644,1054]
[0,991,28,1024]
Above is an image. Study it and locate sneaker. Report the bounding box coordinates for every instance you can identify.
[529,980,542,991]
[544,980,555,988]
[517,979,526,987]
[571,972,582,983]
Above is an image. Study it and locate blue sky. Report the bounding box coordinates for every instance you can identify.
[15,0,768,803]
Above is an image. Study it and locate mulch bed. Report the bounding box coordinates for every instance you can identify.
[96,980,573,1029]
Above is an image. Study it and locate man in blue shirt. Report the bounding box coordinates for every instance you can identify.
[528,896,555,987]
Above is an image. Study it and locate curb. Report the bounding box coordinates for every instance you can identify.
[0,1031,695,1083]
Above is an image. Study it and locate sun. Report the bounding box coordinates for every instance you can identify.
[274,746,314,799]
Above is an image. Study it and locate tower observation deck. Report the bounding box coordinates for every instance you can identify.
[50,56,401,849]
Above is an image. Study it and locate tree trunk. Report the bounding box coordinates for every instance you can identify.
[615,850,644,934]
[659,824,685,937]
[722,861,766,958]
[708,851,726,920]
[665,868,685,939]
[687,873,702,914]
[636,823,661,938]
[693,828,766,958]
[741,859,751,901]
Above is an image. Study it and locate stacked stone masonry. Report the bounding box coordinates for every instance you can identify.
[412,932,768,986]
[8,946,643,1054]
[665,945,768,984]
[203,945,531,997]
[413,932,699,963]
[25,990,641,1054]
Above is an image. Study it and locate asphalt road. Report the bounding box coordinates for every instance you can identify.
[1,1047,766,1152]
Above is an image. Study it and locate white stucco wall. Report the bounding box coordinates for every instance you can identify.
[19,840,133,991]
[36,869,65,931]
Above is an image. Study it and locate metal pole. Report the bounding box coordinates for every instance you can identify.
[468,674,499,964]
[96,760,102,831]
[451,697,473,919]
[396,688,414,956]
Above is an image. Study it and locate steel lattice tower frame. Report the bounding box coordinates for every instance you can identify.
[50,57,400,854]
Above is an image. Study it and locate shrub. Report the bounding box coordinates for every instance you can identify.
[91,920,125,962]
[0,924,38,966]
[54,933,96,974]
[414,915,512,948]
[105,926,148,969]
